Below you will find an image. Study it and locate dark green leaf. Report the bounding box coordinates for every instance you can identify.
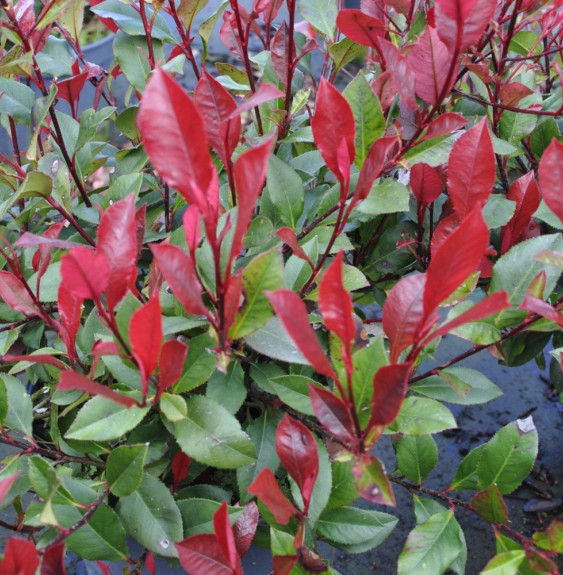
[207,362,246,414]
[107,444,147,497]
[471,485,509,524]
[265,156,304,229]
[177,498,243,537]
[1,374,33,438]
[389,397,457,436]
[395,435,438,484]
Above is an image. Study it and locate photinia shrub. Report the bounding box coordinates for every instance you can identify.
[0,0,562,573]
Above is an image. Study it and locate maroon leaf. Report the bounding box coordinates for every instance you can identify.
[271,22,291,86]
[138,68,218,219]
[311,78,355,186]
[538,138,563,227]
[233,502,259,558]
[448,118,495,219]
[247,468,298,524]
[275,414,319,513]
[318,252,355,348]
[471,485,509,524]
[58,371,137,408]
[336,9,385,49]
[159,339,188,393]
[354,455,396,506]
[424,206,489,316]
[150,243,207,316]
[520,295,563,327]
[0,538,40,575]
[0,474,18,508]
[97,195,138,311]
[60,248,110,300]
[171,451,192,493]
[410,163,443,207]
[56,72,88,109]
[378,40,417,110]
[0,271,39,317]
[253,0,284,22]
[135,204,146,260]
[383,274,429,363]
[184,205,202,256]
[130,294,162,397]
[407,26,453,106]
[3,354,67,370]
[230,83,284,119]
[499,82,534,107]
[367,363,411,430]
[58,285,83,361]
[213,501,243,574]
[353,136,397,202]
[266,290,337,380]
[272,555,299,575]
[194,70,241,163]
[276,228,313,268]
[29,223,65,289]
[176,534,232,575]
[501,172,541,254]
[230,137,275,267]
[41,543,66,575]
[423,112,468,140]
[309,385,358,449]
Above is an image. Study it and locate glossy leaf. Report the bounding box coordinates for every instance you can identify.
[353,136,397,202]
[0,271,40,317]
[336,9,384,48]
[0,538,40,575]
[213,501,243,574]
[107,444,147,497]
[378,40,417,110]
[266,155,304,229]
[395,435,439,484]
[159,339,188,393]
[389,397,457,436]
[58,285,82,359]
[410,163,443,207]
[367,363,411,431]
[233,502,259,557]
[423,113,468,140]
[247,468,298,524]
[40,543,66,575]
[60,248,110,301]
[354,456,395,506]
[471,485,509,524]
[276,228,313,267]
[538,138,563,227]
[176,534,232,575]
[171,452,192,493]
[58,371,137,408]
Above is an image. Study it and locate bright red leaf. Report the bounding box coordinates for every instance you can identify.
[159,339,188,393]
[538,138,563,227]
[0,538,39,575]
[30,222,64,289]
[58,285,83,361]
[150,243,207,317]
[520,295,563,327]
[0,271,40,317]
[378,40,417,110]
[336,9,385,49]
[353,136,397,202]
[214,501,243,574]
[130,294,162,397]
[233,502,259,558]
[367,363,411,430]
[447,117,495,219]
[3,354,67,371]
[184,205,202,257]
[0,474,18,508]
[14,231,80,251]
[311,78,355,186]
[410,163,443,207]
[176,534,232,575]
[276,228,313,268]
[272,555,299,575]
[138,68,218,220]
[145,552,155,575]
[60,247,110,301]
[89,0,118,32]
[247,468,298,524]
[266,290,338,380]
[230,83,284,119]
[275,414,319,513]
[92,341,121,357]
[171,451,192,493]
[97,195,138,311]
[423,112,468,140]
[58,371,137,408]
[41,543,66,575]
[253,0,284,22]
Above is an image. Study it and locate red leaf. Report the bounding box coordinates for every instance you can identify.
[383,274,428,363]
[378,40,417,110]
[214,502,243,574]
[435,0,496,51]
[407,26,453,106]
[60,247,110,300]
[40,543,66,575]
[95,562,112,575]
[266,290,337,380]
[0,271,39,317]
[520,295,563,327]
[130,294,162,396]
[275,414,319,513]
[57,72,88,108]
[58,285,83,361]
[423,112,469,140]
[0,474,18,508]
[145,552,155,575]
[425,292,511,343]
[499,82,534,107]
[135,204,146,260]
[230,83,285,119]
[538,138,563,227]
[318,252,355,348]
[58,371,137,408]
[159,339,188,393]
[195,70,241,163]
[224,270,244,334]
[14,231,80,251]
[271,22,291,86]
[97,195,138,311]
[92,341,121,357]
[367,363,411,429]
[430,212,460,254]
[336,9,385,48]
[29,223,65,287]
[311,78,355,185]
[410,163,443,206]
[447,117,495,219]
[233,502,259,558]
[176,534,232,575]
[247,468,298,524]
[276,228,313,268]
[171,451,192,493]
[0,538,39,575]
[150,243,207,316]
[89,0,118,32]
[253,0,284,22]
[424,207,489,316]
[353,136,397,202]
[3,354,67,370]
[309,385,358,449]
[184,205,202,256]
[501,172,541,254]
[272,555,299,575]
[138,68,218,219]
[230,137,275,267]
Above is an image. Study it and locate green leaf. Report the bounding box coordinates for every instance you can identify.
[317,507,398,552]
[478,417,538,494]
[530,117,559,157]
[115,107,140,141]
[107,444,147,497]
[65,397,150,442]
[326,461,359,510]
[258,374,319,415]
[118,474,182,557]
[357,179,410,216]
[483,195,516,229]
[160,393,188,422]
[75,107,116,150]
[450,444,486,491]
[297,0,337,40]
[490,233,563,305]
[343,73,385,167]
[0,78,35,123]
[389,397,457,436]
[1,374,33,438]
[177,498,243,537]
[471,484,509,524]
[174,396,256,468]
[411,367,502,405]
[175,334,216,393]
[499,94,542,144]
[398,510,465,575]
[198,1,228,60]
[265,155,304,229]
[354,456,395,506]
[395,435,438,484]
[245,317,308,364]
[329,39,367,74]
[207,362,246,414]
[230,247,284,339]
[481,551,526,575]
[0,377,7,425]
[403,134,456,166]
